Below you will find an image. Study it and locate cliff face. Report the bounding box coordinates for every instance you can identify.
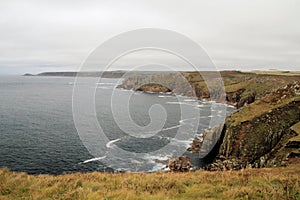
[136,83,171,93]
[207,82,300,170]
[220,100,299,165]
[118,71,300,108]
[118,71,300,171]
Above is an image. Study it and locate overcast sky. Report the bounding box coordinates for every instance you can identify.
[0,0,299,74]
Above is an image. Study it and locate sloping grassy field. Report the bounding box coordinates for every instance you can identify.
[1,164,299,200]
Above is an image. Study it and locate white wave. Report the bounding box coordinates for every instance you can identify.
[96,82,115,85]
[106,138,121,148]
[118,88,134,92]
[183,99,197,102]
[144,91,155,94]
[179,119,187,124]
[97,86,111,89]
[166,101,200,108]
[158,95,171,98]
[163,167,171,172]
[170,138,193,148]
[179,117,198,124]
[227,104,236,108]
[158,95,176,99]
[197,104,211,107]
[199,116,210,119]
[129,158,143,164]
[166,101,189,105]
[144,154,170,162]
[82,156,107,164]
[148,163,166,172]
[161,124,182,131]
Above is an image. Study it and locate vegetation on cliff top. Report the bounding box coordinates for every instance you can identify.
[119,71,300,107]
[206,81,300,170]
[1,163,300,200]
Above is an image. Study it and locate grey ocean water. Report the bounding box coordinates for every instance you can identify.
[0,75,234,174]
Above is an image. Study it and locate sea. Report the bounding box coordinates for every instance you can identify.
[0,75,235,174]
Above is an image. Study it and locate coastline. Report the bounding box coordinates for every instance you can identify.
[18,71,300,173]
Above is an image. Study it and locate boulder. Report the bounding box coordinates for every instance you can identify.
[166,156,192,172]
[187,137,202,153]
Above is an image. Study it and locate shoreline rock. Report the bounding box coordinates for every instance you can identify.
[187,137,202,153]
[172,81,300,172]
[136,83,171,93]
[205,81,300,171]
[166,156,192,172]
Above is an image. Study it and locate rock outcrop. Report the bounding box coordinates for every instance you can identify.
[23,73,34,76]
[166,156,192,172]
[206,81,300,170]
[203,156,248,171]
[187,137,202,153]
[118,71,300,108]
[118,72,300,171]
[136,83,171,93]
[236,92,256,108]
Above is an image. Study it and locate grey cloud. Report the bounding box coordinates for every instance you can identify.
[0,0,299,74]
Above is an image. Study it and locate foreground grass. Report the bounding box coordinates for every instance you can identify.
[0,164,299,200]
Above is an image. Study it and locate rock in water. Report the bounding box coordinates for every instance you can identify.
[136,83,171,93]
[187,137,202,153]
[166,156,192,172]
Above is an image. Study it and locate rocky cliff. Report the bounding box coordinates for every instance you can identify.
[117,71,300,171]
[118,71,300,108]
[204,82,300,170]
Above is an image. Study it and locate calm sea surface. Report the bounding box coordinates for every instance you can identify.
[0,75,234,174]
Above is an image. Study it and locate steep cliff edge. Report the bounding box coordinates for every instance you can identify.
[118,71,300,108]
[205,82,300,170]
[117,71,300,171]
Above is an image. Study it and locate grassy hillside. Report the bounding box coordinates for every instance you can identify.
[1,164,300,200]
[119,71,300,107]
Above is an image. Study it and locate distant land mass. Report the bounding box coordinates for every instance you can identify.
[24,71,126,78]
[23,71,181,78]
[24,70,300,77]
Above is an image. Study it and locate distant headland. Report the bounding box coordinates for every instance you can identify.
[23,71,127,78]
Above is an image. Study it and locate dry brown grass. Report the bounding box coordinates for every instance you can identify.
[251,71,300,76]
[228,94,300,126]
[1,164,300,200]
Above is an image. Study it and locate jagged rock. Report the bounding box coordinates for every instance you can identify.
[118,74,300,171]
[218,81,300,168]
[166,156,192,172]
[203,157,248,171]
[237,92,256,108]
[136,83,171,93]
[226,88,245,104]
[187,137,202,153]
